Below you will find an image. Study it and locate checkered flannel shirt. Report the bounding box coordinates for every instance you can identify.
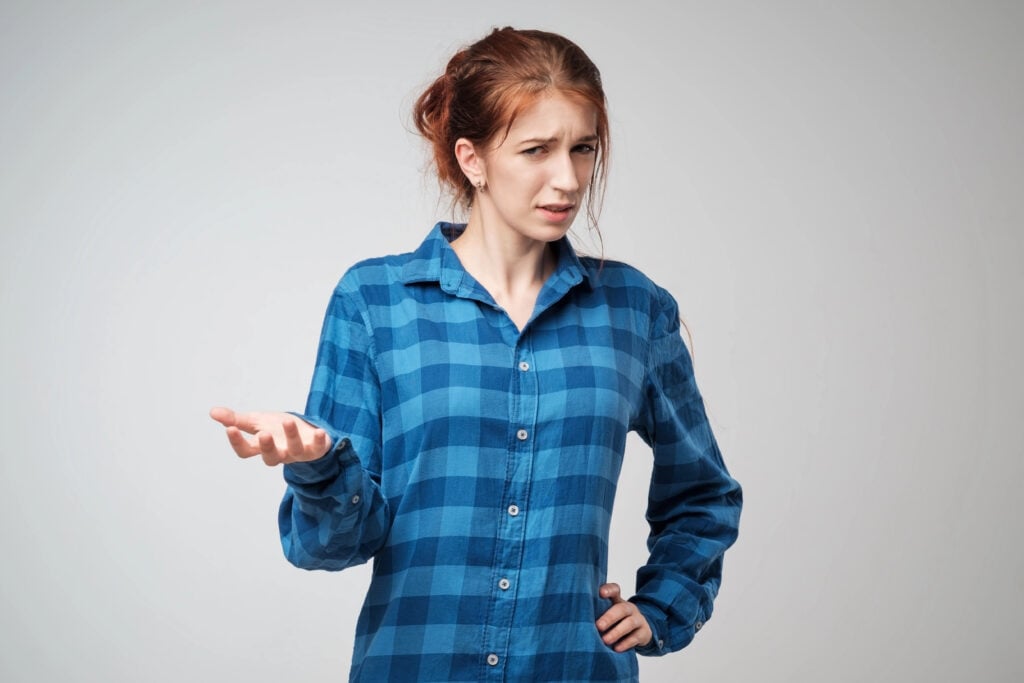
[280,222,742,682]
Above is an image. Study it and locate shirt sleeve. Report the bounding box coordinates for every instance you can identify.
[277,283,391,571]
[629,285,743,655]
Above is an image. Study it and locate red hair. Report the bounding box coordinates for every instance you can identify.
[413,27,610,227]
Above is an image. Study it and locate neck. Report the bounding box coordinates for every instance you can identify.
[452,208,557,300]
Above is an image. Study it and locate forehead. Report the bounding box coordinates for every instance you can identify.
[501,91,598,143]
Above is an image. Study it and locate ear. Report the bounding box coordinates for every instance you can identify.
[454,137,486,187]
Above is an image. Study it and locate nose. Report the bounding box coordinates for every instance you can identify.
[550,151,580,195]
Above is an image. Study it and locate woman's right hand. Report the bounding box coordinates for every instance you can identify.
[209,407,332,466]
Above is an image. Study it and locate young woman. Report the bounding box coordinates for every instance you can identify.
[211,27,741,682]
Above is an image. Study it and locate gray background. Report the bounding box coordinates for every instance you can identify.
[2,1,1021,681]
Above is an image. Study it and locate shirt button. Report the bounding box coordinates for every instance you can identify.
[498,578,510,590]
[516,429,528,441]
[486,653,499,666]
[351,494,360,505]
[657,639,664,649]
[518,361,530,371]
[507,504,520,517]
[695,620,704,631]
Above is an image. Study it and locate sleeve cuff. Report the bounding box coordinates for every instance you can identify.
[283,437,352,485]
[631,599,669,656]
[281,412,353,486]
[630,597,704,656]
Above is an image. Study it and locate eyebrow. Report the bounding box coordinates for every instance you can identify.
[517,134,599,146]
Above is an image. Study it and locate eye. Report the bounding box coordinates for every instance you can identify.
[573,143,596,155]
[521,146,546,156]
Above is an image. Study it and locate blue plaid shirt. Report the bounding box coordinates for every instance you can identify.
[280,223,741,682]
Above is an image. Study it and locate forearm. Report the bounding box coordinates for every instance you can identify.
[278,436,390,571]
[632,464,742,655]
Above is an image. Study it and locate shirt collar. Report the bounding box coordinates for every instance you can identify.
[399,222,593,294]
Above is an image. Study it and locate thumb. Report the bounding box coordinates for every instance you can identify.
[599,582,624,603]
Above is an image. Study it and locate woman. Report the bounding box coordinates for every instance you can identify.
[211,27,741,682]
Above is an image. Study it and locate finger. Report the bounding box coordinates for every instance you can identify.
[209,406,237,427]
[608,613,646,652]
[597,604,644,649]
[258,430,285,466]
[596,601,633,634]
[599,582,623,603]
[225,426,261,458]
[312,428,330,457]
[614,616,653,653]
[597,599,653,652]
[612,630,646,653]
[282,417,305,456]
[229,410,263,435]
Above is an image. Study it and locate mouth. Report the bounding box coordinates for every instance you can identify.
[538,204,575,221]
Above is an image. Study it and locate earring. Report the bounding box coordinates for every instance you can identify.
[475,179,486,193]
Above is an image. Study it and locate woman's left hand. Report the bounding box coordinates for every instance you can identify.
[595,582,653,652]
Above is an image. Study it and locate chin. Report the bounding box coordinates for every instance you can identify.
[527,226,573,244]
[524,218,577,243]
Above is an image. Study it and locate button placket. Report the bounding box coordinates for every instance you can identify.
[482,343,536,676]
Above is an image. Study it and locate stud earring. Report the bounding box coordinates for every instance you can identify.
[475,179,486,193]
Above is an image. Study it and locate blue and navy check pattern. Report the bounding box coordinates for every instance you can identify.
[280,223,742,682]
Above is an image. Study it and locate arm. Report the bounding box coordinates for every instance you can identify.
[277,433,390,571]
[210,285,390,571]
[629,285,743,655]
[279,285,390,571]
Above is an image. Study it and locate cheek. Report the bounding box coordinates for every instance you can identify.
[495,167,537,197]
[576,171,593,194]
[576,158,596,183]
[512,174,545,202]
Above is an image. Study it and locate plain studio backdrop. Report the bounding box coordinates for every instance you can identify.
[2,1,1021,681]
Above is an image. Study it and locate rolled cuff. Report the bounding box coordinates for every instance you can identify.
[630,596,704,656]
